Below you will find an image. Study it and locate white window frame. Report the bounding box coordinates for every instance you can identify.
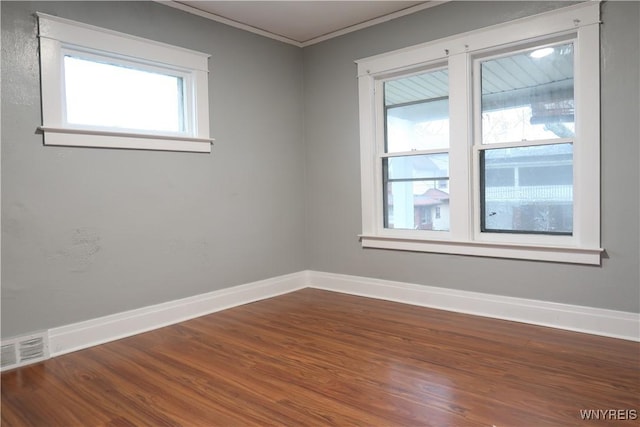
[356,2,602,265]
[37,13,213,153]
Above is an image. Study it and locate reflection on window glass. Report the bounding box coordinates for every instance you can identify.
[481,43,574,144]
[485,168,515,187]
[384,153,450,231]
[386,153,449,180]
[481,144,573,234]
[64,56,185,133]
[385,69,449,152]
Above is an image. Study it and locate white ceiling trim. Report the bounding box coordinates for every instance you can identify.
[157,0,302,46]
[156,1,447,48]
[299,1,447,47]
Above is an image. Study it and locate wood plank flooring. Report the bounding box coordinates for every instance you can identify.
[2,288,639,426]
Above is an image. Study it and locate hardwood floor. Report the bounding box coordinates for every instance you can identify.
[2,288,639,426]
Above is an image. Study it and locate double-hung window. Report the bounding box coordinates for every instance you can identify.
[357,2,601,264]
[37,13,212,152]
[383,67,450,232]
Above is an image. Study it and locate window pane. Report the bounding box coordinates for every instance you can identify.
[64,56,185,133]
[385,69,449,152]
[481,43,574,144]
[385,181,450,231]
[384,154,449,231]
[481,144,573,234]
[485,167,515,187]
[386,153,449,180]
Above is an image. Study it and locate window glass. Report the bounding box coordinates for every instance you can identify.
[480,143,573,234]
[481,43,574,144]
[64,55,185,133]
[484,168,515,187]
[385,154,449,180]
[385,69,449,152]
[384,154,450,231]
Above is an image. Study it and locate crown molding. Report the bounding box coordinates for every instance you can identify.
[156,1,449,48]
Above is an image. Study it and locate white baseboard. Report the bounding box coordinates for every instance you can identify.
[48,271,307,357]
[8,269,638,368]
[307,270,640,342]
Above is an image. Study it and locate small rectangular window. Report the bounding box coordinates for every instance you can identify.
[37,13,212,152]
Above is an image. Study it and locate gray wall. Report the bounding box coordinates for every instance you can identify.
[2,1,638,340]
[303,1,640,312]
[1,1,305,338]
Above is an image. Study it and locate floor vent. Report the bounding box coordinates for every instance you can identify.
[1,333,49,372]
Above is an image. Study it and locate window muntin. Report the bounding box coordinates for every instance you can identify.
[63,54,187,134]
[480,42,575,145]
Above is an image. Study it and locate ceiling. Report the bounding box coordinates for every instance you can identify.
[164,1,441,46]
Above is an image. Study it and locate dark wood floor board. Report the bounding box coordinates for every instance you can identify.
[69,345,262,427]
[225,291,549,373]
[47,356,194,426]
[249,290,638,388]
[1,363,113,426]
[246,289,536,343]
[184,310,499,402]
[3,288,639,426]
[145,333,401,426]
[192,310,501,403]
[212,298,549,406]
[190,298,616,426]
[218,300,524,373]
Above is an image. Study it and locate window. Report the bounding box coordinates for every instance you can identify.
[356,2,601,264]
[383,68,450,232]
[37,13,212,152]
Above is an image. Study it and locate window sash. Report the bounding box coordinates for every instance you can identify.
[473,39,576,147]
[60,48,193,136]
[478,142,574,236]
[382,153,451,231]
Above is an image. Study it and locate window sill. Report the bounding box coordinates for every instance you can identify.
[39,126,213,153]
[359,234,603,265]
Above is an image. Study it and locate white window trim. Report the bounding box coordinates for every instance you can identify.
[356,2,602,265]
[37,13,213,153]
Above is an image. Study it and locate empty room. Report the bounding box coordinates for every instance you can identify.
[1,0,639,425]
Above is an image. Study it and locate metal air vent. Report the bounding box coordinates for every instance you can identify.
[1,333,49,371]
